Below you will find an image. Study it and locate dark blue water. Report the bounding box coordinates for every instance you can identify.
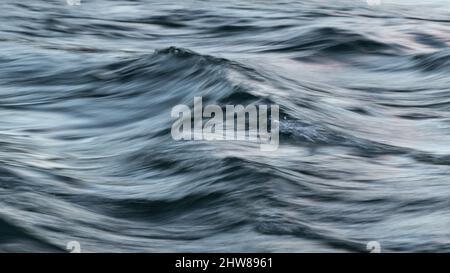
[1,0,450,252]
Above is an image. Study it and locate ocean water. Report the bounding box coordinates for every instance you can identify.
[0,0,450,252]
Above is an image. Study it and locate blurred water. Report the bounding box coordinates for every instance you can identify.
[0,0,450,252]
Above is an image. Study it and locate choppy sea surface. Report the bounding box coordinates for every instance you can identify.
[1,0,450,252]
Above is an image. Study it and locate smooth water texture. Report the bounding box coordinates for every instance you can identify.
[0,0,450,252]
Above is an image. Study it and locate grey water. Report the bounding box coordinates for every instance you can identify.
[0,0,450,252]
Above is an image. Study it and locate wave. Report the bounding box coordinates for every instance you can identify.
[1,0,450,253]
[411,49,450,72]
[262,27,403,58]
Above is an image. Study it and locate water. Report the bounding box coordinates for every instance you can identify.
[0,0,449,252]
